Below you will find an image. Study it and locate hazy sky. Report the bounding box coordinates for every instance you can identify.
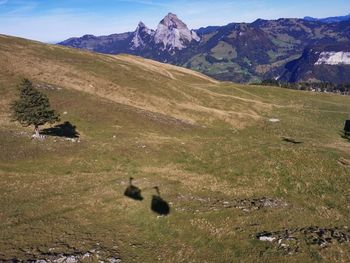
[0,0,349,43]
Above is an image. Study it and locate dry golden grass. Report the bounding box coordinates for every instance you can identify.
[0,34,269,129]
[113,54,219,83]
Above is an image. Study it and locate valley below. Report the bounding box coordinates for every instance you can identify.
[1,35,350,262]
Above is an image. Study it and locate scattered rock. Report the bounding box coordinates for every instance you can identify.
[234,197,288,211]
[31,134,45,140]
[175,195,288,213]
[56,255,78,263]
[257,232,276,242]
[107,258,122,263]
[64,137,80,143]
[82,252,93,259]
[256,226,350,254]
[1,245,121,263]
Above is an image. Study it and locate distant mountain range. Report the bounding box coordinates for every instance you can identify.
[304,13,350,23]
[59,13,350,84]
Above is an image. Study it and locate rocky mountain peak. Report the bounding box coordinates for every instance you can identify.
[154,13,200,51]
[136,21,146,29]
[135,21,153,34]
[131,21,154,50]
[160,13,186,29]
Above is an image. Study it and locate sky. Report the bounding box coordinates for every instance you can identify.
[0,0,349,43]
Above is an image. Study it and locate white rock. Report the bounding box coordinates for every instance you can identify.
[108,258,122,263]
[315,51,350,65]
[269,118,280,123]
[259,236,276,242]
[82,252,92,259]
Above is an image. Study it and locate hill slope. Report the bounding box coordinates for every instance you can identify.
[1,35,350,262]
[1,34,268,129]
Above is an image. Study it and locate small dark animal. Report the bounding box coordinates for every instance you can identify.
[124,177,143,201]
[151,186,170,215]
[282,137,302,144]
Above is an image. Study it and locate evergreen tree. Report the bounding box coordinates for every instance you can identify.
[11,79,60,138]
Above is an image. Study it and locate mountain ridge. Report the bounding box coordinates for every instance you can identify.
[59,13,350,84]
[304,13,350,23]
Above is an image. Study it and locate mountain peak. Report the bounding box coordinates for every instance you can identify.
[131,21,154,50]
[166,12,177,17]
[160,12,187,29]
[137,21,146,28]
[155,13,200,50]
[164,12,179,20]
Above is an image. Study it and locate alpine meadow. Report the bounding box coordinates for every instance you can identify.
[0,1,350,262]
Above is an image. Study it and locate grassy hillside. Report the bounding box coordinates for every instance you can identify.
[0,35,350,262]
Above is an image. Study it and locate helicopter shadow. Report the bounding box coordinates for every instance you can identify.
[124,177,144,201]
[151,186,170,216]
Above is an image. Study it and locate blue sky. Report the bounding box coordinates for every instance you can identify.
[0,0,349,43]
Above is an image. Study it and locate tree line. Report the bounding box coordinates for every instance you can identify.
[255,79,350,95]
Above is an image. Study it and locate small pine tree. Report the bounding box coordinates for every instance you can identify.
[11,79,60,138]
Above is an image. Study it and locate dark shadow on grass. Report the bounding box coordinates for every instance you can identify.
[282,137,303,144]
[151,186,170,215]
[343,120,350,142]
[124,177,143,201]
[41,121,79,138]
